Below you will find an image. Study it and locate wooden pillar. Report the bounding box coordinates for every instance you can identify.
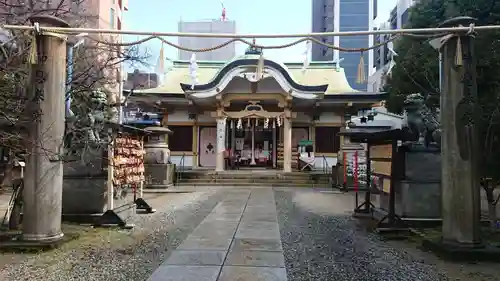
[215,117,226,172]
[192,124,198,168]
[272,122,277,168]
[231,119,236,164]
[439,17,482,247]
[22,16,69,242]
[250,119,256,165]
[283,116,292,172]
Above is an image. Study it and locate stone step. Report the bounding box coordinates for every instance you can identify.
[178,174,331,181]
[175,182,329,188]
[179,178,329,184]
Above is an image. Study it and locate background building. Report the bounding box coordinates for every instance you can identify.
[393,0,415,29]
[124,69,160,90]
[368,0,415,92]
[178,19,236,61]
[311,0,377,91]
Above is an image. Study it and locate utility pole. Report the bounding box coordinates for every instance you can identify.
[22,15,69,242]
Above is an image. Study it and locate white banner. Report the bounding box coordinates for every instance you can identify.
[216,118,226,153]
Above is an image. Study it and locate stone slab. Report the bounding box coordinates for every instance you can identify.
[193,222,238,235]
[241,213,278,223]
[164,250,226,266]
[189,227,237,238]
[203,213,242,222]
[218,266,288,281]
[225,250,285,267]
[147,265,220,281]
[238,221,279,230]
[243,209,277,216]
[236,222,281,239]
[231,238,283,252]
[177,236,233,251]
[211,206,245,213]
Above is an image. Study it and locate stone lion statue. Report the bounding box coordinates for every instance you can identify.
[403,93,441,148]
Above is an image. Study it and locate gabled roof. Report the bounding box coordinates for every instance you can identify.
[179,58,328,93]
[133,54,360,96]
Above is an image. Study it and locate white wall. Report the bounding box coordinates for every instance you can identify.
[316,112,342,124]
[168,111,191,123]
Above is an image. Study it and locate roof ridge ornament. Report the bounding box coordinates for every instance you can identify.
[189,53,198,89]
[245,38,263,55]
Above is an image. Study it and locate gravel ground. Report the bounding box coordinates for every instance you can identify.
[0,190,225,281]
[274,188,449,281]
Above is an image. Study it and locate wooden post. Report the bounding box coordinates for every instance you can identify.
[439,17,482,247]
[107,129,114,210]
[388,140,398,225]
[22,16,69,242]
[364,143,372,211]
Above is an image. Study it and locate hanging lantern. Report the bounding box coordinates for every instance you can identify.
[247,118,250,128]
[255,118,258,127]
[276,117,281,127]
[264,118,269,129]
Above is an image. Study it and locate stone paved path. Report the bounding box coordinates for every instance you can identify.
[147,188,287,281]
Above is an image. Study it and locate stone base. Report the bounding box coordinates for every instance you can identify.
[145,184,174,189]
[135,198,156,213]
[62,213,102,224]
[94,209,135,229]
[370,207,489,228]
[375,227,412,240]
[422,238,500,262]
[145,164,175,187]
[0,231,80,252]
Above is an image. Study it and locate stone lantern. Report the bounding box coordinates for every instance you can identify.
[143,126,174,188]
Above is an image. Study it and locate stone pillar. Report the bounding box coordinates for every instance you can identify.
[439,17,482,247]
[215,117,226,172]
[22,16,69,242]
[283,116,292,172]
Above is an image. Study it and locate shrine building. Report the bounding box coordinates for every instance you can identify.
[126,47,387,172]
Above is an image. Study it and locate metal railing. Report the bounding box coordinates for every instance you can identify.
[322,155,331,188]
[175,153,186,186]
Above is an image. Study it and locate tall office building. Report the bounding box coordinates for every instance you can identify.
[311,0,377,91]
[178,20,236,61]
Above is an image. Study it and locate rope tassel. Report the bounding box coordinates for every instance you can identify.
[28,35,38,64]
[455,35,463,66]
[356,52,366,84]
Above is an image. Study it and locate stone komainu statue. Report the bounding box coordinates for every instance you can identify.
[403,93,442,148]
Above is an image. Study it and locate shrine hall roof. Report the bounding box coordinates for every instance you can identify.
[133,54,364,96]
